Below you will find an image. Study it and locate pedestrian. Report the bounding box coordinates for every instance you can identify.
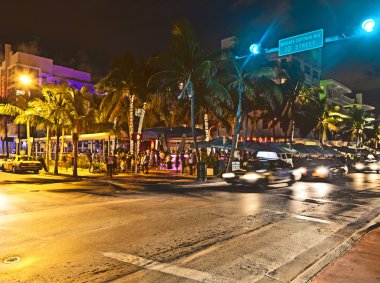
[144,150,150,174]
[180,152,186,175]
[188,150,196,175]
[106,155,114,177]
[166,154,172,171]
[126,153,132,172]
[38,155,48,172]
[62,154,68,171]
[175,152,180,173]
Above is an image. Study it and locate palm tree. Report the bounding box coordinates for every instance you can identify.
[220,52,281,172]
[279,61,305,145]
[313,98,348,145]
[62,83,96,177]
[37,83,71,175]
[148,20,228,163]
[343,105,374,148]
[97,53,138,156]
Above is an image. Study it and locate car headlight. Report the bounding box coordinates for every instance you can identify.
[315,166,329,176]
[369,163,378,171]
[241,173,260,182]
[343,165,348,173]
[222,172,235,178]
[355,163,365,170]
[295,167,307,175]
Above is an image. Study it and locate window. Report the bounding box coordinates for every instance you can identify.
[262,117,269,129]
[281,58,287,68]
[313,70,319,79]
[294,59,301,70]
[304,65,311,75]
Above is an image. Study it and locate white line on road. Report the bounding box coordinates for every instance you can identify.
[272,210,333,224]
[103,252,234,283]
[292,215,333,224]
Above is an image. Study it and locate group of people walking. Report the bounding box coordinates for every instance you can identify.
[98,148,198,178]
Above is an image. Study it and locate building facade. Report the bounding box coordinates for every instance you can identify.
[0,44,93,154]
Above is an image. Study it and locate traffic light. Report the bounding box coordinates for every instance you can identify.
[132,133,143,141]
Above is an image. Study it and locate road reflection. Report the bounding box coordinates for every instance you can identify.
[352,173,378,188]
[239,194,263,214]
[292,182,332,199]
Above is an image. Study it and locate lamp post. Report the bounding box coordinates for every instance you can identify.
[18,74,36,157]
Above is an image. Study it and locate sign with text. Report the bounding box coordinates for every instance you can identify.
[279,29,323,56]
[232,161,240,171]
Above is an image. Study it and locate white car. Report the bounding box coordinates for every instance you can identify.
[2,155,42,174]
[222,158,295,187]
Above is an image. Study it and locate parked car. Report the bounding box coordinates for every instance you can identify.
[2,155,42,173]
[222,157,295,187]
[352,158,380,173]
[0,155,7,171]
[293,158,347,180]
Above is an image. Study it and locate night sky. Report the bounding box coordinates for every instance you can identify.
[2,0,380,110]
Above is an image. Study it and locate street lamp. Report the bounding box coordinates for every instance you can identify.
[18,74,35,157]
[362,19,376,33]
[249,43,261,55]
[19,74,32,86]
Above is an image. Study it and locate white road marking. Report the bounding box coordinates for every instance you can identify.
[272,210,333,224]
[103,252,234,282]
[178,181,228,188]
[292,215,333,224]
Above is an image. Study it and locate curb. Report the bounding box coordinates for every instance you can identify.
[291,214,380,283]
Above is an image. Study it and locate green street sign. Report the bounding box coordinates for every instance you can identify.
[278,29,324,56]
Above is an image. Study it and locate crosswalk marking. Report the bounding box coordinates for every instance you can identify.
[103,252,234,282]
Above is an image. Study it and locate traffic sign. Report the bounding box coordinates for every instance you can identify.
[278,29,324,56]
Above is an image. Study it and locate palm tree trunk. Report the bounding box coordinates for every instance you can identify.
[243,114,249,147]
[227,80,243,173]
[204,110,210,142]
[27,121,31,156]
[72,130,78,177]
[4,117,9,157]
[54,130,61,175]
[16,124,20,155]
[290,120,295,147]
[190,85,199,163]
[136,102,147,154]
[46,126,50,171]
[272,119,276,142]
[60,128,65,160]
[129,94,135,155]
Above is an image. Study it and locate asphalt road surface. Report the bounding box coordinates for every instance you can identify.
[0,172,379,282]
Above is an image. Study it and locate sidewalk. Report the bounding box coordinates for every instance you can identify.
[40,166,220,184]
[312,226,380,283]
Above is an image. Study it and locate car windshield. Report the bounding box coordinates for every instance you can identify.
[243,160,269,171]
[19,156,36,161]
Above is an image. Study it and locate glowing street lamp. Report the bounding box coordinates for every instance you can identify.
[362,19,376,33]
[18,74,34,156]
[19,74,32,86]
[249,43,261,55]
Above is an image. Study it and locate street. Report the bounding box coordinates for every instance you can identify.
[0,172,379,283]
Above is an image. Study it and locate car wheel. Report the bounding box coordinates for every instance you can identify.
[377,170,379,174]
[34,170,39,174]
[1,165,5,172]
[287,179,295,186]
[12,166,17,174]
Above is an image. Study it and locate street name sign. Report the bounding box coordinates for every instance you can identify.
[278,29,324,56]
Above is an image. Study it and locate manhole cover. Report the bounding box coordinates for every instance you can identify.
[4,257,20,264]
